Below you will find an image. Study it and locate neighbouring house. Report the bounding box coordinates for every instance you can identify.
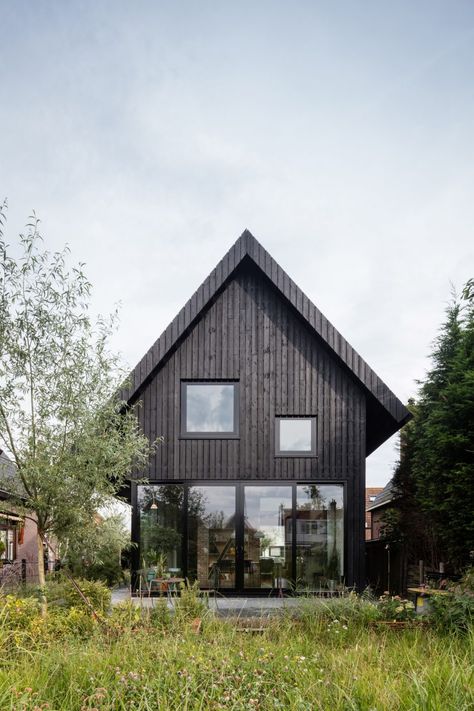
[367,480,397,541]
[365,478,408,593]
[0,451,55,584]
[121,231,410,593]
[365,487,383,540]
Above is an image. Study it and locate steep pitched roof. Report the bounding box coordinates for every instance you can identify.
[121,230,411,454]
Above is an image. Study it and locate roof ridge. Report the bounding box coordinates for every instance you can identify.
[120,230,410,450]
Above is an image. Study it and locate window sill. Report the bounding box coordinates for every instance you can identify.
[275,453,318,458]
[179,434,240,440]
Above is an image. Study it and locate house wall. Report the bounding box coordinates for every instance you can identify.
[133,262,367,588]
[365,488,383,540]
[1,506,57,583]
[371,508,387,541]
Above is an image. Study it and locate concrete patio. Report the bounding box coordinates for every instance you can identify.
[111,587,301,617]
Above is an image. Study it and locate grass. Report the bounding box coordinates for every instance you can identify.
[0,608,473,710]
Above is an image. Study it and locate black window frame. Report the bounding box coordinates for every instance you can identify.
[275,416,317,457]
[180,381,240,439]
[131,479,347,594]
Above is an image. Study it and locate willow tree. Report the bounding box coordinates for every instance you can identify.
[0,203,153,613]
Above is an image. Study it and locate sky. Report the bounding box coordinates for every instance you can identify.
[1,1,473,487]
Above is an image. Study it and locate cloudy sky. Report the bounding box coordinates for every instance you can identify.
[1,2,473,486]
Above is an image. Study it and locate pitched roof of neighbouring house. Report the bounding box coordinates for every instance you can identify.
[367,479,397,511]
[121,230,411,454]
[0,451,20,500]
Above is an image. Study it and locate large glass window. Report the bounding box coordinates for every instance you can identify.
[138,485,184,575]
[296,484,344,591]
[188,486,236,589]
[135,482,345,592]
[244,486,292,590]
[182,382,238,437]
[276,418,316,456]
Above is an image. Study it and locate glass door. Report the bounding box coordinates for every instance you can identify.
[188,485,237,589]
[242,485,293,591]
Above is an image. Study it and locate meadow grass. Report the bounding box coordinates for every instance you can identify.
[0,610,473,710]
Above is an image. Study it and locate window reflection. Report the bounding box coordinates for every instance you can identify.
[188,486,236,589]
[185,384,235,433]
[296,485,344,591]
[244,486,292,589]
[138,485,183,575]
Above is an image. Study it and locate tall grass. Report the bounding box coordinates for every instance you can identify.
[0,610,472,710]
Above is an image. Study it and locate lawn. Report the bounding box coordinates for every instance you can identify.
[0,604,473,710]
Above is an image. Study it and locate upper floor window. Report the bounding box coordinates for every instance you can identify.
[181,382,239,438]
[275,417,316,456]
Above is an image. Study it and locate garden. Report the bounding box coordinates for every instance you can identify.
[1,573,473,711]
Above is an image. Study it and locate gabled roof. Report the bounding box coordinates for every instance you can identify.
[367,479,397,511]
[121,230,411,454]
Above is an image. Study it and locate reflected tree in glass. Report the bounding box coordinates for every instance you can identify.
[296,485,344,591]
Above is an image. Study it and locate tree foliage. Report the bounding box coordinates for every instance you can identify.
[389,282,474,572]
[0,203,154,604]
[61,513,132,587]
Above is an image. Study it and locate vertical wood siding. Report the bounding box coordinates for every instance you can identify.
[137,262,366,486]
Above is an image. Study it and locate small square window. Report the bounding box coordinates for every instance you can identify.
[181,382,239,438]
[275,417,316,456]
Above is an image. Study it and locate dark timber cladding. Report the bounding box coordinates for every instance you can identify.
[124,230,411,590]
[135,265,367,482]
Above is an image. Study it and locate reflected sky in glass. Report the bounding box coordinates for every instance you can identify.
[279,419,312,451]
[186,384,234,432]
[244,485,292,529]
[297,484,344,510]
[191,485,236,529]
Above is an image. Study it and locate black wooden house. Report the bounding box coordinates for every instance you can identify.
[123,231,409,593]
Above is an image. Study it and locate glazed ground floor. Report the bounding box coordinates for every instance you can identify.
[131,481,359,594]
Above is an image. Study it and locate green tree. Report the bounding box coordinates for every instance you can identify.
[0,204,154,613]
[62,513,131,586]
[389,284,474,573]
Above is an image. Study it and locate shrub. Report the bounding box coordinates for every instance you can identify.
[46,576,111,613]
[430,593,474,635]
[149,598,172,630]
[45,606,97,639]
[377,594,415,622]
[109,600,143,630]
[173,580,207,623]
[0,594,39,630]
